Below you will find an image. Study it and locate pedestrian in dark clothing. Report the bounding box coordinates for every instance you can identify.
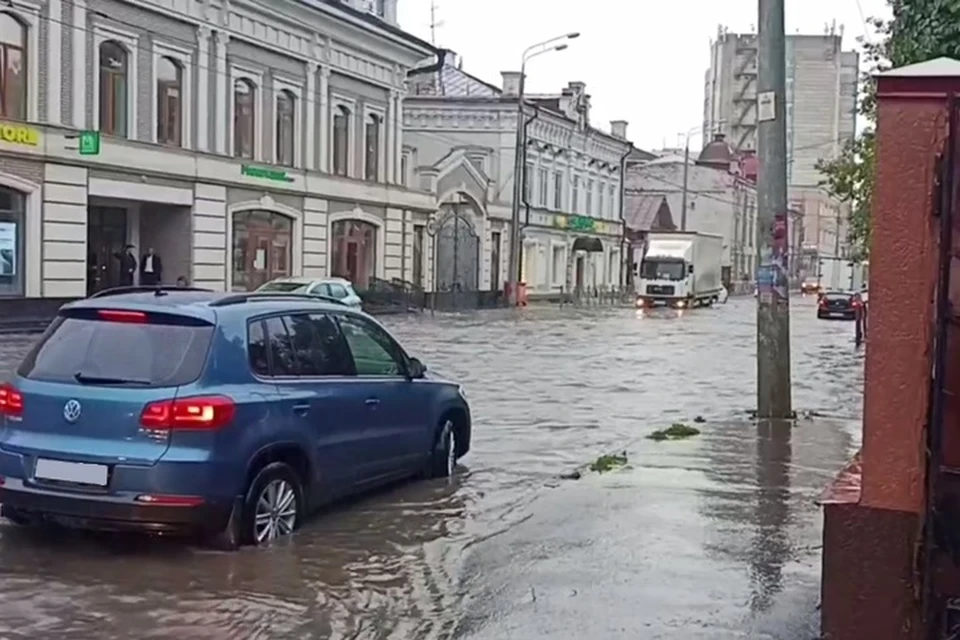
[114,244,137,286]
[140,247,163,285]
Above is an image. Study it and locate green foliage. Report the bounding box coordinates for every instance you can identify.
[816,0,960,258]
[646,423,701,442]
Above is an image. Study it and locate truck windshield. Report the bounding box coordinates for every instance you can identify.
[640,260,685,281]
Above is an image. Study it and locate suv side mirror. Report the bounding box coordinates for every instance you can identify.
[408,357,427,379]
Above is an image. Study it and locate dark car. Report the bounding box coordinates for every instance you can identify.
[0,287,471,548]
[817,290,862,320]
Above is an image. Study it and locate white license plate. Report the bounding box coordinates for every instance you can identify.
[35,458,108,486]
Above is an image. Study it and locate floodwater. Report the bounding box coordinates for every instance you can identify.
[0,295,862,639]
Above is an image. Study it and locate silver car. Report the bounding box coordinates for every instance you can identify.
[256,277,363,308]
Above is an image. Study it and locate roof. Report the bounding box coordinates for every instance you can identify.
[877,57,960,78]
[625,194,668,231]
[310,0,435,54]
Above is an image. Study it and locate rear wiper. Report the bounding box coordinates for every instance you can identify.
[74,372,152,386]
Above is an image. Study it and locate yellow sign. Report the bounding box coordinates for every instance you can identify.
[0,123,38,146]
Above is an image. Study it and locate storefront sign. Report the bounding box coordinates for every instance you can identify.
[241,165,294,183]
[79,130,100,155]
[0,123,38,147]
[0,221,17,276]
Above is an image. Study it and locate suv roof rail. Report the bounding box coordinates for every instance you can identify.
[89,285,214,299]
[208,292,348,308]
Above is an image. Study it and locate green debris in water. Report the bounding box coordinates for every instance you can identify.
[589,452,628,473]
[647,422,701,441]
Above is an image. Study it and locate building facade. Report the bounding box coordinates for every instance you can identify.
[624,136,759,289]
[702,25,858,259]
[0,0,436,301]
[403,55,633,298]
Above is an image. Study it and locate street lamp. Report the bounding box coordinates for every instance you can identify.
[679,126,702,232]
[506,32,579,305]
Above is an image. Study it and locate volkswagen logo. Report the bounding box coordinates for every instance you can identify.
[63,399,82,424]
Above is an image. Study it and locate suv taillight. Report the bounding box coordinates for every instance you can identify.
[140,396,236,430]
[0,384,23,417]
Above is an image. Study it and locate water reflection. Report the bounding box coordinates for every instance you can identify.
[750,419,792,612]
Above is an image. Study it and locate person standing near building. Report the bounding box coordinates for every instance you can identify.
[114,244,137,287]
[140,247,163,285]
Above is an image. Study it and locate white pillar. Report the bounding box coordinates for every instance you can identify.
[318,66,330,173]
[386,90,396,184]
[305,61,317,170]
[392,90,402,184]
[46,0,62,124]
[214,31,229,155]
[195,26,210,152]
[71,0,86,128]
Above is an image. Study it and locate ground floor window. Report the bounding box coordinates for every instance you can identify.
[331,219,377,290]
[0,186,25,297]
[232,210,293,291]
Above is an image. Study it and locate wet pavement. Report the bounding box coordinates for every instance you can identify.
[0,295,861,639]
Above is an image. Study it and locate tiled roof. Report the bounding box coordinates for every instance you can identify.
[626,194,668,231]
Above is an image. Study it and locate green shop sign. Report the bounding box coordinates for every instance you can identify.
[241,165,294,183]
[568,215,595,231]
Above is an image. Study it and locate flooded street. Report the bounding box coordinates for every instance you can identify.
[0,295,861,639]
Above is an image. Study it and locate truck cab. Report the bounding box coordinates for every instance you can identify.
[638,257,694,308]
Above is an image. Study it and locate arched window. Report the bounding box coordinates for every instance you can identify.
[333,105,350,177]
[233,78,256,159]
[331,219,377,289]
[0,13,26,120]
[99,41,128,136]
[231,210,293,291]
[275,90,296,167]
[156,56,182,146]
[364,113,380,182]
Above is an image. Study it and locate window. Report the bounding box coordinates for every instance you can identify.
[156,56,182,146]
[572,175,580,212]
[275,89,295,166]
[263,316,296,376]
[552,245,566,286]
[99,41,128,136]
[331,219,377,289]
[337,315,403,377]
[233,78,256,159]
[333,105,350,176]
[538,168,548,207]
[285,314,353,376]
[0,186,24,297]
[586,179,594,215]
[609,185,616,218]
[247,320,269,376]
[401,153,409,186]
[0,13,26,120]
[231,210,292,291]
[490,231,501,291]
[598,182,605,219]
[412,224,425,287]
[365,112,381,182]
[524,162,533,203]
[18,313,214,387]
[553,171,563,209]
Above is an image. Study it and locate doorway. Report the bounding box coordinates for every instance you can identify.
[490,231,501,291]
[87,206,128,295]
[575,254,585,291]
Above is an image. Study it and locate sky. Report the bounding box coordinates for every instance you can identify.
[396,0,893,151]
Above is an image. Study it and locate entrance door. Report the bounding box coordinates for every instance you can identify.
[87,207,128,295]
[575,255,585,290]
[490,231,501,291]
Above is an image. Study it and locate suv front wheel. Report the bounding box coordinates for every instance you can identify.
[428,419,458,479]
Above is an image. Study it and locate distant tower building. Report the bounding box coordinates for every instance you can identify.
[702,24,859,258]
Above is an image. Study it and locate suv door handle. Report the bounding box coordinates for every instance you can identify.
[292,403,310,417]
[365,397,380,407]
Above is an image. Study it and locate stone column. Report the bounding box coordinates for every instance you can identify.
[386,89,397,183]
[305,61,317,170]
[71,0,87,127]
[214,31,230,155]
[392,90,403,184]
[318,66,331,173]
[196,26,211,152]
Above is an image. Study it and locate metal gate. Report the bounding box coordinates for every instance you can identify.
[434,207,479,310]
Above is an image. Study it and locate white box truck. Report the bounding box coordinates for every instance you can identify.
[636,231,724,308]
[818,257,868,292]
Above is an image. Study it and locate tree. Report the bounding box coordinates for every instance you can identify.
[816,0,960,259]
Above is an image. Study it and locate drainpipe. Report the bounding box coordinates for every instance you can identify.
[618,143,634,290]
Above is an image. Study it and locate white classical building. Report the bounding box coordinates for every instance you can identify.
[403,53,633,298]
[0,0,437,301]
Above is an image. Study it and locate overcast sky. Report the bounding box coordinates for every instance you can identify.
[397,0,892,151]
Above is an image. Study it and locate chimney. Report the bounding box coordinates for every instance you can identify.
[610,120,628,139]
[500,71,521,96]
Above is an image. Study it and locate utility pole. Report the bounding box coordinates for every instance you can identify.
[756,0,792,419]
[428,1,444,45]
[680,141,690,231]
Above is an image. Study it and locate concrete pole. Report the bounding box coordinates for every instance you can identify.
[680,141,690,231]
[756,0,792,419]
[506,67,527,305]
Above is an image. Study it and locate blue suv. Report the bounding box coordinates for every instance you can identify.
[0,287,471,548]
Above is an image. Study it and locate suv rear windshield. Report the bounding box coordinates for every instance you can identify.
[17,312,214,387]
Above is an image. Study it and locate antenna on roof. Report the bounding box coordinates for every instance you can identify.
[429,0,445,45]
